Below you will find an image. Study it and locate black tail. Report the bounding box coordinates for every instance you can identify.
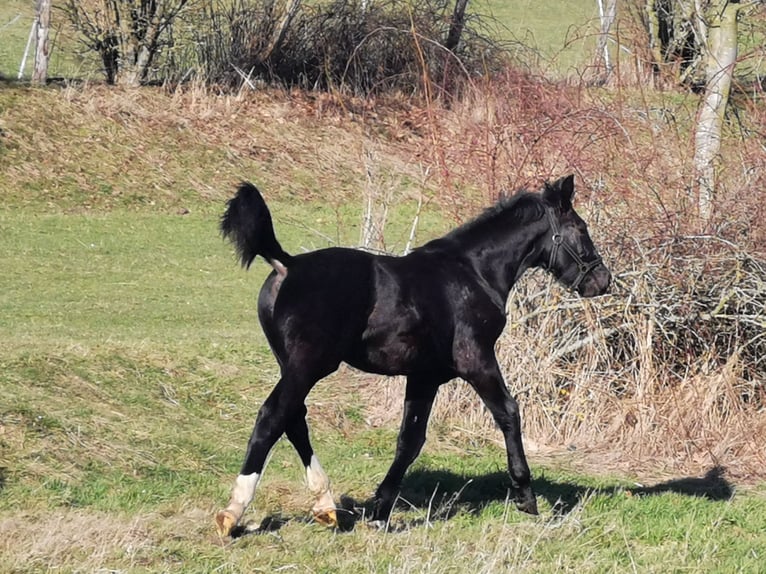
[220,182,293,270]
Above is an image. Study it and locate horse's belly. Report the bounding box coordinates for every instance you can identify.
[350,291,443,375]
[353,340,419,375]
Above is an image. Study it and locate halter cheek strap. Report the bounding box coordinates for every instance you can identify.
[545,207,602,292]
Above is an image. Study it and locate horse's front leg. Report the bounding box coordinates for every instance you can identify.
[372,375,441,524]
[460,355,538,515]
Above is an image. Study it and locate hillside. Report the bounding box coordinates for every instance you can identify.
[2,44,766,573]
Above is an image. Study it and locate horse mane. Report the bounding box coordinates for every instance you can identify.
[415,190,544,254]
[441,190,545,241]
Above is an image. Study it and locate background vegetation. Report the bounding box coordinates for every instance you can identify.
[2,1,766,572]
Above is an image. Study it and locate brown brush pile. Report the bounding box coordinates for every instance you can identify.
[366,69,766,481]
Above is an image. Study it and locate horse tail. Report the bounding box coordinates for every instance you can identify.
[220,182,293,274]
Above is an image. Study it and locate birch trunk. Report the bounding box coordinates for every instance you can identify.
[32,0,52,84]
[594,0,617,83]
[693,0,739,224]
[261,0,302,62]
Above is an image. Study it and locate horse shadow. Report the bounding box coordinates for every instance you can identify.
[390,464,734,520]
[231,465,733,538]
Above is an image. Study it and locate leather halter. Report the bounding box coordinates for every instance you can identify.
[545,207,602,292]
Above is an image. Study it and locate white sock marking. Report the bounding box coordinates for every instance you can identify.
[227,472,260,516]
[306,455,329,494]
[306,455,335,512]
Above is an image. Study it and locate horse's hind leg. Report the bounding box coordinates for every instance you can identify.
[372,375,440,523]
[215,342,343,537]
[216,366,330,537]
[285,408,337,526]
[216,381,288,537]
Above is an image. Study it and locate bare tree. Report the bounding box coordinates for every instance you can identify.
[693,0,763,223]
[642,0,708,85]
[261,0,302,62]
[445,0,469,52]
[636,1,764,222]
[593,0,617,84]
[32,0,52,84]
[64,0,192,86]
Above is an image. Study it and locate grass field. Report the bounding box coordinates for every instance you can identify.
[3,205,766,573]
[478,0,600,73]
[2,80,766,572]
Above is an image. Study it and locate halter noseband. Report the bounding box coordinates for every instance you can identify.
[545,207,602,292]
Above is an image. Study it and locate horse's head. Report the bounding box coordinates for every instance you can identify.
[539,175,611,298]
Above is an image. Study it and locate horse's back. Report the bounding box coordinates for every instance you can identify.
[257,246,460,376]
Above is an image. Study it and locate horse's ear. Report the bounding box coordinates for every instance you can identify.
[543,174,575,212]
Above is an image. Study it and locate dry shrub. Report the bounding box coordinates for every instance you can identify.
[375,71,766,479]
[192,0,509,96]
[495,242,766,478]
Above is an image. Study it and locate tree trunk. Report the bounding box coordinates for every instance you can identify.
[594,0,617,84]
[445,0,469,52]
[261,0,302,62]
[693,0,740,224]
[121,43,157,86]
[119,1,162,86]
[646,0,665,75]
[32,0,52,84]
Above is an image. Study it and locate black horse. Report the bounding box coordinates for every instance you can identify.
[215,174,610,536]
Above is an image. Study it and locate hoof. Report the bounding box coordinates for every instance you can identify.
[514,490,539,515]
[312,507,338,528]
[215,509,238,537]
[365,519,387,531]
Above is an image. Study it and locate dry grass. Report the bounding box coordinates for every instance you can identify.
[357,70,766,482]
[0,510,152,571]
[0,83,424,212]
[3,73,765,484]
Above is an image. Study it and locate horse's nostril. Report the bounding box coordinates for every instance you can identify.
[601,269,612,291]
[578,270,611,298]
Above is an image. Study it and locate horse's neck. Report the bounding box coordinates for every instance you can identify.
[465,220,546,299]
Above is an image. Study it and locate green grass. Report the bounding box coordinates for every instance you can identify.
[1,211,265,349]
[2,200,766,573]
[482,0,600,73]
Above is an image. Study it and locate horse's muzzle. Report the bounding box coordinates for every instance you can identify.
[577,264,611,298]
